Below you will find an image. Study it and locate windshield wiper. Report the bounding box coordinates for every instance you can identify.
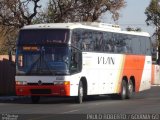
[26,46,69,75]
[42,55,55,75]
[26,55,41,75]
[26,48,56,75]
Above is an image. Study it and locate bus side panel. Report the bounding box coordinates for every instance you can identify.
[66,74,80,96]
[81,53,151,96]
[139,56,151,91]
[151,64,155,85]
[82,52,126,95]
[116,55,151,93]
[125,55,145,92]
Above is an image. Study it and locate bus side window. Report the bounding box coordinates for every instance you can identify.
[146,37,151,55]
[130,36,141,54]
[125,35,132,53]
[82,31,92,51]
[72,29,82,50]
[139,36,146,55]
[103,32,112,52]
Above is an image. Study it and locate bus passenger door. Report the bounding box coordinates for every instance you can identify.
[70,47,82,74]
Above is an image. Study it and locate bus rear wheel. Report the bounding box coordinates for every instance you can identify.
[75,81,83,104]
[126,80,134,99]
[31,96,40,104]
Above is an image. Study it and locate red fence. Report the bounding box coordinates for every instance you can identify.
[0,55,16,95]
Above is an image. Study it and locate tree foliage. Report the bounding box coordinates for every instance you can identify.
[145,0,160,61]
[0,26,18,54]
[0,0,41,28]
[37,0,126,23]
[0,0,42,54]
[0,0,126,54]
[145,0,160,27]
[145,0,160,38]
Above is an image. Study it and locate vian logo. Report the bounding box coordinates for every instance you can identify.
[98,57,115,65]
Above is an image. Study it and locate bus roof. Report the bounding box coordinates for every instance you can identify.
[22,22,150,37]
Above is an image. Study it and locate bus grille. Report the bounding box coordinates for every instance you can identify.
[28,83,53,86]
[30,89,51,94]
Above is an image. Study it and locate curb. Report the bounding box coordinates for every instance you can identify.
[0,96,28,101]
[152,85,160,87]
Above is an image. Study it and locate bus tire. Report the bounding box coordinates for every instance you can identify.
[31,96,40,104]
[119,80,127,100]
[75,81,83,104]
[126,80,134,99]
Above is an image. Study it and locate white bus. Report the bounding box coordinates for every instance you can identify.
[15,23,152,103]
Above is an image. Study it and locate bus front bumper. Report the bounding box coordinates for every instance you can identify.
[16,85,70,96]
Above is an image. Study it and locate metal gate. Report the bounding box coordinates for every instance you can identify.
[0,55,15,95]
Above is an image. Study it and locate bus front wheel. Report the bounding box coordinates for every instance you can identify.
[31,96,40,104]
[75,81,83,104]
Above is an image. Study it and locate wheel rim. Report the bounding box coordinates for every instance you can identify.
[122,85,126,97]
[79,85,83,103]
[128,82,133,95]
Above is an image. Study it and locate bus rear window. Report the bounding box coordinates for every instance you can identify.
[18,29,69,45]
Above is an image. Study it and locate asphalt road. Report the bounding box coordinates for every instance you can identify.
[0,86,160,119]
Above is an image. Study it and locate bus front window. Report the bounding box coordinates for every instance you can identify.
[16,45,70,75]
[18,29,69,45]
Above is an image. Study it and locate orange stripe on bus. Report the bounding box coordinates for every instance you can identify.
[115,55,126,93]
[117,55,145,93]
[151,65,155,85]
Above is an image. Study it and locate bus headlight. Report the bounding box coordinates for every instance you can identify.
[53,81,70,85]
[53,81,58,85]
[63,81,70,85]
[16,81,27,85]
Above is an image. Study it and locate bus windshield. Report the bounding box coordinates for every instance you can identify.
[18,29,69,45]
[16,45,70,75]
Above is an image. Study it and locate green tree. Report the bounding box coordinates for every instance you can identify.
[145,0,160,62]
[36,0,126,23]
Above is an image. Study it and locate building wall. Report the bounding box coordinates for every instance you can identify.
[151,64,160,85]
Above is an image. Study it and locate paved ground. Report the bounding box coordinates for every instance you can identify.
[0,86,160,120]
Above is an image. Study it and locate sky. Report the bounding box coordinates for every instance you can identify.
[102,0,155,36]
